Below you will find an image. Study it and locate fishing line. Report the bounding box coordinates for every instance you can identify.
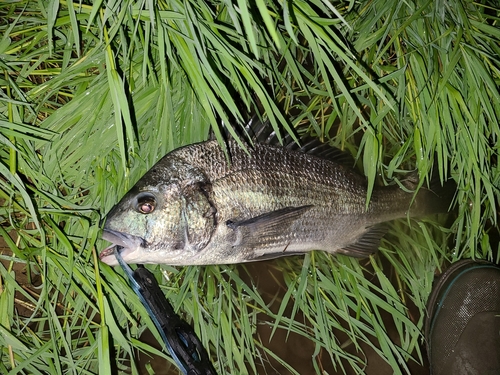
[114,247,217,375]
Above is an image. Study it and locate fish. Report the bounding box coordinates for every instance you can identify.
[100,121,455,266]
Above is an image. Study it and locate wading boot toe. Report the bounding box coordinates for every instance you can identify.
[425,260,500,375]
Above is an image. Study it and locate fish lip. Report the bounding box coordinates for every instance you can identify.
[100,230,201,266]
[101,229,143,247]
[100,229,144,265]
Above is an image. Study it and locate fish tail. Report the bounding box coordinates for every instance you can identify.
[405,171,457,217]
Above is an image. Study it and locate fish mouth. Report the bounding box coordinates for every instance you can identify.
[100,229,144,266]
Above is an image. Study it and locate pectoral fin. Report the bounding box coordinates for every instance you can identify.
[226,205,313,248]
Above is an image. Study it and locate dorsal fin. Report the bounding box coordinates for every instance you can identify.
[212,116,356,167]
[241,116,279,144]
[243,116,356,168]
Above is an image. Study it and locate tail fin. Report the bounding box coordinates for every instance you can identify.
[404,172,457,217]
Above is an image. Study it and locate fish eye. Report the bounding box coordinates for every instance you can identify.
[136,193,156,214]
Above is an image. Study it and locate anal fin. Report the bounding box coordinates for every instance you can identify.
[337,225,387,258]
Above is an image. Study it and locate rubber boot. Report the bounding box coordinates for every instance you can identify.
[425,260,500,375]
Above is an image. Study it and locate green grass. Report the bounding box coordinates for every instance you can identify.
[1,0,499,374]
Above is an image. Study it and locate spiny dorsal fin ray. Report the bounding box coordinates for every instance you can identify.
[236,116,356,168]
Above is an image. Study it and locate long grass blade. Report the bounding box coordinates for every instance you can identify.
[1,0,499,374]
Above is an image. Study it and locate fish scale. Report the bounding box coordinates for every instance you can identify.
[100,132,455,266]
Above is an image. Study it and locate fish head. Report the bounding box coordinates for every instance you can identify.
[99,155,217,266]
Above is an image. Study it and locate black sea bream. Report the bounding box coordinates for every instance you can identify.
[100,126,454,266]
